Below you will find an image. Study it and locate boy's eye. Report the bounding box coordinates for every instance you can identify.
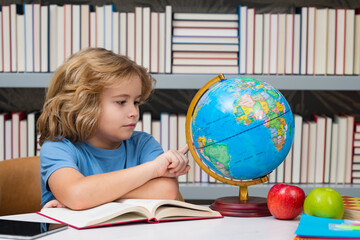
[116,100,140,105]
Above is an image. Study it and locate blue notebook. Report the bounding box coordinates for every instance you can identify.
[295,214,360,238]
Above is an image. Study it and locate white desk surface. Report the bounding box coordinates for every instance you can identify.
[0,212,300,240]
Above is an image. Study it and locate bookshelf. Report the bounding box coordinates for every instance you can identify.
[1,73,360,90]
[1,0,360,201]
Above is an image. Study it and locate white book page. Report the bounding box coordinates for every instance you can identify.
[117,199,215,217]
[40,202,150,228]
[155,206,220,220]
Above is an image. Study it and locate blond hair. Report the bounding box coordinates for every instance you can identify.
[38,48,155,146]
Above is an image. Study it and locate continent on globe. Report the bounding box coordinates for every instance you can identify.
[233,83,289,151]
[197,136,231,178]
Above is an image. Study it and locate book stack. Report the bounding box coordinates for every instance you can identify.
[171,12,239,74]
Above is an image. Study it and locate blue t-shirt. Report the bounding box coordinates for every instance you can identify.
[40,131,164,206]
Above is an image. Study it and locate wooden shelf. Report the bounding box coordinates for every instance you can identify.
[179,183,360,200]
[0,73,359,90]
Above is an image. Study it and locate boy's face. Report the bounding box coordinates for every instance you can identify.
[87,74,142,149]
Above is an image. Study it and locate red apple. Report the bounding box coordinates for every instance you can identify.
[267,183,305,220]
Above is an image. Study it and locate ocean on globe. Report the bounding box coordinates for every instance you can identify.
[190,77,294,181]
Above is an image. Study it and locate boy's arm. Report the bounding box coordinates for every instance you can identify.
[120,176,179,200]
[43,177,181,210]
[47,146,189,210]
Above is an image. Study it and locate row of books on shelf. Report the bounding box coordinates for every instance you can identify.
[269,114,360,185]
[1,110,359,185]
[135,112,360,185]
[0,111,40,161]
[0,4,173,73]
[0,4,359,75]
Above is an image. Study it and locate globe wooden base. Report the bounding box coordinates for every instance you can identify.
[210,196,271,217]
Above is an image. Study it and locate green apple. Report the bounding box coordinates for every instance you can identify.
[304,187,344,219]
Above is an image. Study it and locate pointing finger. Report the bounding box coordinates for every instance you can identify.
[179,144,189,155]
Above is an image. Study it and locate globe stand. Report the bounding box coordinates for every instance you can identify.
[209,176,272,217]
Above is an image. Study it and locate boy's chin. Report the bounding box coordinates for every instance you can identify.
[121,131,135,139]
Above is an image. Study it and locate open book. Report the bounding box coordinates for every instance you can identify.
[37,199,223,229]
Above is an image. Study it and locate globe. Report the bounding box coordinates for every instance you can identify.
[186,75,295,185]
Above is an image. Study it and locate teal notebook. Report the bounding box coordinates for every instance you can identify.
[295,214,360,238]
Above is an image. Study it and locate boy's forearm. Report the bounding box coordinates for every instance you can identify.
[50,161,161,210]
[119,177,179,200]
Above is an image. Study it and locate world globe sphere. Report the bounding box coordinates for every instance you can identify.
[187,76,294,182]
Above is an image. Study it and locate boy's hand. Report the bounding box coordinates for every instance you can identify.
[153,145,190,178]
